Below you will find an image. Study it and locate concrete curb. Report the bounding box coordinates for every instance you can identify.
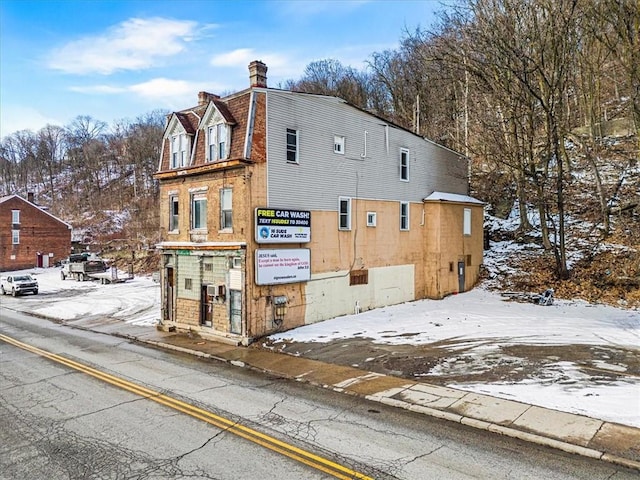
[129,335,640,472]
[5,305,637,473]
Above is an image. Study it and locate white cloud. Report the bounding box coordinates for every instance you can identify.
[64,78,223,113]
[211,48,289,70]
[70,78,223,100]
[129,78,222,101]
[69,85,126,94]
[0,105,62,139]
[47,17,202,75]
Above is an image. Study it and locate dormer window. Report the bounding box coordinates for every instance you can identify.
[171,134,187,168]
[207,123,228,162]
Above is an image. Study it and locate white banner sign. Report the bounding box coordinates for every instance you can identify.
[255,249,311,285]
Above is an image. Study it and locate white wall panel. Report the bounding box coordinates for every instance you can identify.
[303,265,415,324]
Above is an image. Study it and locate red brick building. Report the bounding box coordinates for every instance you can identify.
[0,194,71,271]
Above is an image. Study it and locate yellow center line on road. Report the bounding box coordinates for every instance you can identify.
[0,333,373,480]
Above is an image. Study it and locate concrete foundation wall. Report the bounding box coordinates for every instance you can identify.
[304,264,415,324]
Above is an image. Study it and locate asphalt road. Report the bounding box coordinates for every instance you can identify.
[1,309,636,480]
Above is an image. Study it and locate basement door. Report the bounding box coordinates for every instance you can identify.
[458,261,466,293]
[200,285,213,327]
[164,267,175,322]
[36,253,49,268]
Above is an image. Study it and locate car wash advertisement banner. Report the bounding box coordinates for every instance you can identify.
[255,208,311,243]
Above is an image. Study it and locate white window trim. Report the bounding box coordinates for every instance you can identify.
[286,128,299,163]
[12,229,19,244]
[400,202,410,231]
[171,133,188,169]
[220,188,233,232]
[207,123,230,162]
[169,196,179,233]
[334,135,345,155]
[366,211,377,227]
[11,210,20,224]
[338,197,352,231]
[191,193,208,231]
[207,126,216,162]
[400,147,410,181]
[463,208,472,236]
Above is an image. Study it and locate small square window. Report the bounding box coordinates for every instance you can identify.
[366,212,377,227]
[334,135,345,154]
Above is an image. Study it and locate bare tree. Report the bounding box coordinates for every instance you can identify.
[36,125,66,204]
[594,0,640,158]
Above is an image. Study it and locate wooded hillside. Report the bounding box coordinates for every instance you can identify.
[1,0,638,306]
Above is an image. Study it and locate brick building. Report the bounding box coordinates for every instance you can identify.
[0,194,72,271]
[154,61,484,345]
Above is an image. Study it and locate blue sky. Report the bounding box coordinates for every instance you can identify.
[0,0,443,139]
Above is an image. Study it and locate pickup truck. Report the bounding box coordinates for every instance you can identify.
[0,274,39,296]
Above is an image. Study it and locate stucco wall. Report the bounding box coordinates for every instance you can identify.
[304,264,415,324]
[423,201,484,298]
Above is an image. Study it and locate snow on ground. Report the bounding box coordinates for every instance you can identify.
[268,288,638,348]
[266,290,640,428]
[2,265,639,428]
[1,267,161,326]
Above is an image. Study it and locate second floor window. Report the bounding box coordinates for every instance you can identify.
[334,135,345,154]
[220,188,232,230]
[286,128,298,163]
[400,148,409,181]
[171,134,187,168]
[169,196,179,231]
[191,194,207,230]
[11,210,20,224]
[208,124,228,161]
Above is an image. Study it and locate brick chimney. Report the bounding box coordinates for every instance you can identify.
[248,60,268,88]
[198,91,219,106]
[27,192,34,203]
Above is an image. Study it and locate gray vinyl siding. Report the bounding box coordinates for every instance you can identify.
[265,90,468,210]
